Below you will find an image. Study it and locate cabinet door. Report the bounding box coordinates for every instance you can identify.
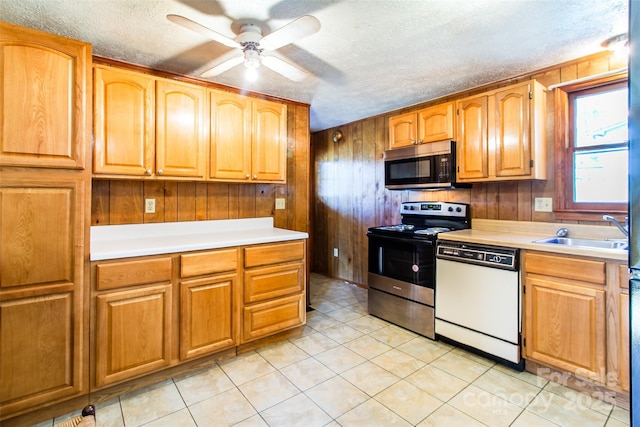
[494,84,531,177]
[456,96,488,180]
[388,112,417,149]
[0,171,88,416]
[0,22,90,169]
[93,66,155,176]
[156,80,207,179]
[252,99,287,182]
[524,276,606,383]
[619,292,629,391]
[180,274,236,360]
[95,284,172,387]
[417,102,455,143]
[209,91,252,180]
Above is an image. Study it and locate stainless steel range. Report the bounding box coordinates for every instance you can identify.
[366,201,470,338]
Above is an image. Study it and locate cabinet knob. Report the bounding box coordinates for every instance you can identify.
[246,174,250,179]
[157,169,163,175]
[253,175,258,180]
[145,168,152,175]
[418,139,423,144]
[411,140,417,145]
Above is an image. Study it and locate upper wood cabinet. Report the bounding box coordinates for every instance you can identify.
[0,21,90,169]
[388,102,455,150]
[456,80,547,182]
[210,90,287,183]
[93,66,207,179]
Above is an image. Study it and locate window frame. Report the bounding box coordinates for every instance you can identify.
[554,71,629,220]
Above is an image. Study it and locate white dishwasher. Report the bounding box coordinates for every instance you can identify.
[435,240,523,370]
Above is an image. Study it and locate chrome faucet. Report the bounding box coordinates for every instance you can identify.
[556,227,569,237]
[603,215,629,238]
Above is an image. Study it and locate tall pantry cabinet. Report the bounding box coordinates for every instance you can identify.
[0,22,92,421]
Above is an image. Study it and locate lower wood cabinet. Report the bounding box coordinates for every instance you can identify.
[523,251,629,391]
[91,240,306,388]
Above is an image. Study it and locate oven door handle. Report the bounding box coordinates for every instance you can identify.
[367,233,435,246]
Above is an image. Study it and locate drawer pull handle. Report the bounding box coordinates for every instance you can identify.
[393,285,402,290]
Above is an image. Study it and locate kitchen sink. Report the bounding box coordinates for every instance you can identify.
[533,237,628,250]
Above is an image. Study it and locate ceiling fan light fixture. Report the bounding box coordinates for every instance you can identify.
[245,67,258,82]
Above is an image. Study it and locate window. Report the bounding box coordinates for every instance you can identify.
[554,73,628,218]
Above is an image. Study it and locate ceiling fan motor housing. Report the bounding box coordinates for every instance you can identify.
[236,23,263,44]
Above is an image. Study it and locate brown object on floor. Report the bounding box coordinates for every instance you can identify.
[56,405,95,427]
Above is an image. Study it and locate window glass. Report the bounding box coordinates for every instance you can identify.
[574,148,628,203]
[574,87,628,148]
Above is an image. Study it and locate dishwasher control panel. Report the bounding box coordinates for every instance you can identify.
[436,241,518,270]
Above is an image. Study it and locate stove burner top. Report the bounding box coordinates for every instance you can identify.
[377,224,415,232]
[414,227,453,236]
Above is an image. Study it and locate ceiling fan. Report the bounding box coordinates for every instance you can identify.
[167,14,320,82]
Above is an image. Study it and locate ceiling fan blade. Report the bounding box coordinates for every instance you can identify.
[167,14,240,48]
[201,56,244,78]
[261,55,309,82]
[260,15,320,51]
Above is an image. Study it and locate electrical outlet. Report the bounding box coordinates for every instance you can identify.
[534,197,553,212]
[145,198,156,214]
[333,248,339,258]
[275,198,286,210]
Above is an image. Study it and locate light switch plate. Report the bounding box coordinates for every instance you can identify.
[275,198,286,210]
[534,197,552,212]
[145,198,156,214]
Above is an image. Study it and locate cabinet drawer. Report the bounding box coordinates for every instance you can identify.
[524,252,605,285]
[244,241,305,268]
[242,293,304,342]
[95,257,172,291]
[244,262,304,303]
[180,249,238,278]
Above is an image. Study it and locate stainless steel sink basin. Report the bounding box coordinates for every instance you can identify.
[533,237,628,250]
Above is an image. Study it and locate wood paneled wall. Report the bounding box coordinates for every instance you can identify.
[311,50,627,285]
[92,103,310,234]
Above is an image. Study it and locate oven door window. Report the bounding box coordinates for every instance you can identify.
[385,156,434,186]
[368,235,435,288]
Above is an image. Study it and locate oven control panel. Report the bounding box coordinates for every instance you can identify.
[436,241,518,270]
[401,202,468,217]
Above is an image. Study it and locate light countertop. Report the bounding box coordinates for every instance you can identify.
[438,219,629,262]
[91,217,308,261]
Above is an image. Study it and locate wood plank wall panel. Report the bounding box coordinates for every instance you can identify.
[311,50,625,286]
[91,103,310,241]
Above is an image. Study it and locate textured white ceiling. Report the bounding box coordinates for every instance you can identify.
[0,0,629,131]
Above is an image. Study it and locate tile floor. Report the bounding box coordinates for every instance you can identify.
[38,273,630,427]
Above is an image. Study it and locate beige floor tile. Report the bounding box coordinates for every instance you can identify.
[345,315,389,334]
[336,398,412,426]
[120,379,186,427]
[510,409,562,427]
[143,408,196,427]
[219,352,275,386]
[93,397,124,427]
[396,336,452,363]
[369,325,417,347]
[320,324,364,344]
[371,348,426,378]
[231,414,268,426]
[311,300,342,314]
[527,390,608,426]
[451,347,496,367]
[256,340,310,369]
[279,357,336,391]
[259,393,332,427]
[346,301,368,315]
[607,417,631,427]
[416,403,487,427]
[290,331,339,355]
[305,376,369,418]
[405,365,468,401]
[374,380,443,425]
[306,312,343,331]
[174,364,235,406]
[344,334,392,359]
[610,406,631,424]
[472,368,542,408]
[430,351,491,382]
[238,371,300,412]
[314,345,366,373]
[324,307,363,323]
[493,363,549,388]
[189,387,256,427]
[341,361,401,396]
[449,384,522,426]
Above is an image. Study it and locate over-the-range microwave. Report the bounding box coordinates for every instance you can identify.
[384,140,469,190]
